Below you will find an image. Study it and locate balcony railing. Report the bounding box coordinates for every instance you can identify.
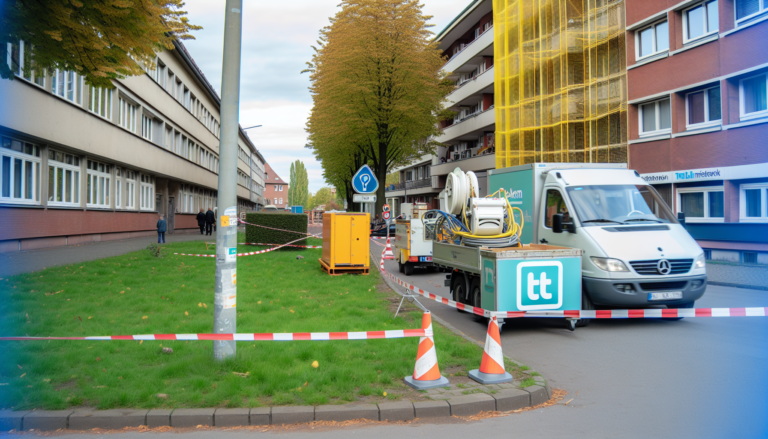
[385,178,432,192]
[443,25,494,67]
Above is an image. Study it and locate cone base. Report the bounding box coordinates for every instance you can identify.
[404,375,450,390]
[468,369,514,384]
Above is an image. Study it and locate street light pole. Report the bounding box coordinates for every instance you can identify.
[214,0,243,361]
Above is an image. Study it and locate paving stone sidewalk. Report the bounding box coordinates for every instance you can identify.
[707,262,768,290]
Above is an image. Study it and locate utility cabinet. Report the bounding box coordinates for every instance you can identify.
[320,212,370,275]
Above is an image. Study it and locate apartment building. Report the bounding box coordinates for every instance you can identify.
[384,155,435,216]
[0,40,265,251]
[627,0,768,263]
[263,162,288,209]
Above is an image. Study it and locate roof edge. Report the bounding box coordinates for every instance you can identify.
[434,0,485,42]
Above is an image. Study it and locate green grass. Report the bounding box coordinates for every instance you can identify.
[0,234,483,410]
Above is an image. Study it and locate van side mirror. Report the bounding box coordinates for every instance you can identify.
[552,214,564,233]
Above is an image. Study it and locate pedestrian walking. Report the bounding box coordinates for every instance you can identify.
[157,214,167,243]
[205,207,215,236]
[196,208,206,235]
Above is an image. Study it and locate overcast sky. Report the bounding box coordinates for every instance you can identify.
[181,0,469,193]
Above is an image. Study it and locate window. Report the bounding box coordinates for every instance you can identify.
[636,21,669,60]
[86,160,111,208]
[0,136,41,204]
[89,86,112,119]
[51,69,80,103]
[141,115,153,141]
[47,149,80,207]
[7,40,44,86]
[115,168,122,209]
[543,189,571,227]
[118,98,137,131]
[279,198,283,205]
[639,98,671,136]
[140,174,155,211]
[687,86,721,127]
[735,0,768,26]
[740,183,767,221]
[278,185,283,191]
[677,187,724,222]
[124,170,136,209]
[683,1,718,43]
[739,73,768,120]
[742,251,758,264]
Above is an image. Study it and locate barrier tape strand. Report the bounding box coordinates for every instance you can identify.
[374,240,768,320]
[0,329,430,342]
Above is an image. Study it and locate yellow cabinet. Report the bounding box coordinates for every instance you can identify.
[320,212,370,275]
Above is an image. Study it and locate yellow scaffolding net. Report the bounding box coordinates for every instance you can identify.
[493,0,628,168]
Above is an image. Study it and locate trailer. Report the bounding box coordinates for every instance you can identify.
[394,203,435,275]
[433,241,583,330]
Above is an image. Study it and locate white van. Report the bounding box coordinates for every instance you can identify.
[488,163,707,310]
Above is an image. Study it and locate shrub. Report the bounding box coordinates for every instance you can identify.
[146,243,163,258]
[244,212,308,250]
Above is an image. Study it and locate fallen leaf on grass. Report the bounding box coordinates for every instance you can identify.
[17,365,22,370]
[96,357,101,362]
[45,290,63,296]
[185,311,188,316]
[312,361,319,368]
[119,291,125,294]
[157,393,168,400]
[88,316,92,319]
[19,373,26,378]
[43,379,50,382]
[139,340,143,345]
[93,386,107,389]
[233,371,249,377]
[142,316,148,320]
[203,303,207,308]
[198,303,202,307]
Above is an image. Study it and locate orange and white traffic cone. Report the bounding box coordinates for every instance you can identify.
[468,316,513,384]
[382,237,395,260]
[404,311,449,390]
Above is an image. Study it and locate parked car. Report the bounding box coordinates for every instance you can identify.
[370,223,396,237]
[263,205,278,211]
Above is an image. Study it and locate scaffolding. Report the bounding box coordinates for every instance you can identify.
[493,0,628,168]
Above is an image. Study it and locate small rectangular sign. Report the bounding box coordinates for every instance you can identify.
[353,194,377,202]
[225,247,237,263]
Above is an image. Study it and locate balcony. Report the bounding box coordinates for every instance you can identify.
[384,178,438,197]
[443,26,494,75]
[437,107,495,143]
[432,152,496,177]
[446,66,494,108]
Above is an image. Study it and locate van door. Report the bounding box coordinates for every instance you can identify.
[537,187,578,249]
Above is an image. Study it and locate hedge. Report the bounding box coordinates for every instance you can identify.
[244,212,308,250]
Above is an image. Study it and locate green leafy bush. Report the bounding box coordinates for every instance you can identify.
[244,212,308,250]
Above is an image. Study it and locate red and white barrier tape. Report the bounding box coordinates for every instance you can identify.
[239,243,322,249]
[238,219,316,236]
[376,247,768,319]
[175,233,322,258]
[0,329,430,342]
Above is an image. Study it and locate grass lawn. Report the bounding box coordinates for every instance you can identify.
[0,233,487,410]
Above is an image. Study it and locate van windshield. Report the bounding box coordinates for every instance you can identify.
[565,185,677,226]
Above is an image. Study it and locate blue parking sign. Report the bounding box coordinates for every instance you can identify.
[352,165,379,194]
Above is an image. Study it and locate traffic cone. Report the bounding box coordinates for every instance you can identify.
[468,316,513,384]
[382,237,395,260]
[404,311,450,390]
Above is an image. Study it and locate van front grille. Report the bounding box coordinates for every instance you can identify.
[629,259,693,275]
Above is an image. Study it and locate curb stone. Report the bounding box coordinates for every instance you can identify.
[377,401,414,421]
[170,408,214,428]
[446,394,496,416]
[22,410,74,431]
[523,384,549,406]
[146,409,173,428]
[271,406,314,425]
[0,410,30,431]
[315,404,379,422]
[413,400,450,418]
[250,407,271,426]
[69,409,148,430]
[214,408,250,427]
[492,388,531,412]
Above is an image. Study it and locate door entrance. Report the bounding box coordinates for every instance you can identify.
[167,196,175,234]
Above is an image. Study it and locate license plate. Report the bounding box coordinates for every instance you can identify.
[419,257,432,262]
[648,291,683,301]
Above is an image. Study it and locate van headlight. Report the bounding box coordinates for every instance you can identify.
[694,253,706,269]
[591,257,629,272]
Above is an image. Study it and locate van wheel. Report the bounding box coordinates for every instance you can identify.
[576,289,594,327]
[403,263,414,276]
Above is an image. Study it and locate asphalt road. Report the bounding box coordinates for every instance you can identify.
[34,240,768,439]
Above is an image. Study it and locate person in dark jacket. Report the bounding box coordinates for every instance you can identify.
[205,207,215,236]
[157,215,167,243]
[196,208,206,235]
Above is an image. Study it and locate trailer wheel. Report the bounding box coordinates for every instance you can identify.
[403,263,414,276]
[470,276,482,309]
[398,261,404,273]
[451,273,467,312]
